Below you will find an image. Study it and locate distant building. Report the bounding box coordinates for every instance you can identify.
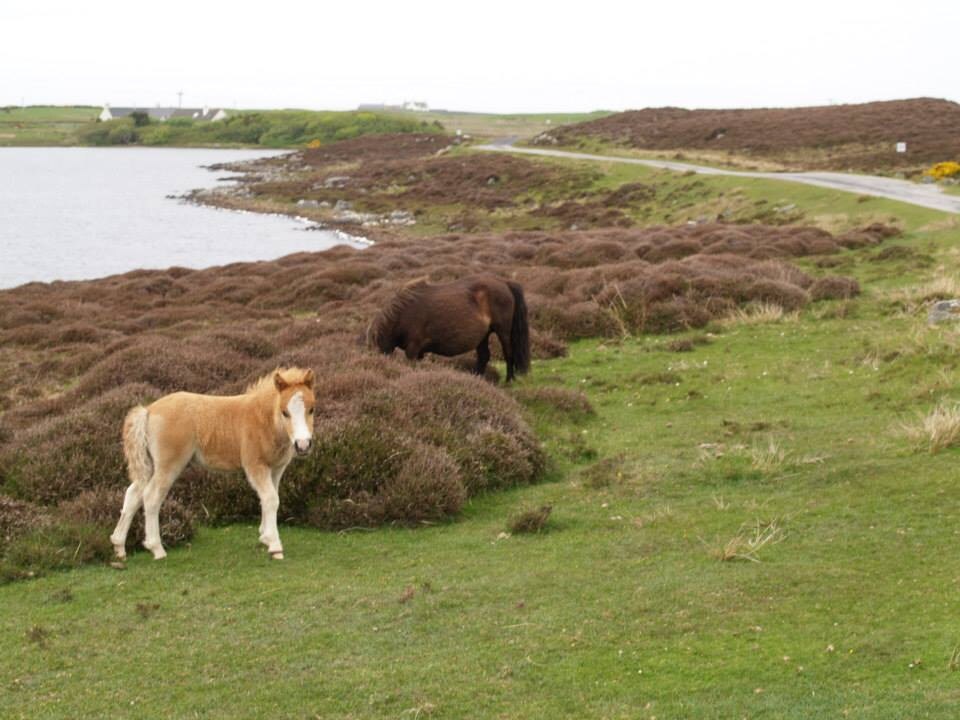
[99,105,228,122]
[357,101,430,113]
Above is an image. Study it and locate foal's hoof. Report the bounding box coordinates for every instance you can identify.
[143,542,167,560]
[270,552,284,560]
[113,544,127,560]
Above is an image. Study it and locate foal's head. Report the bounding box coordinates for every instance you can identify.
[273,368,316,456]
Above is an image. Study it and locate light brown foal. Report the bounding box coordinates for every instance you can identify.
[110,368,316,560]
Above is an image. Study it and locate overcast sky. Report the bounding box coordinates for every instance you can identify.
[2,0,957,113]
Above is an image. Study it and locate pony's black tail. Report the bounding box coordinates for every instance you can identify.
[508,282,531,375]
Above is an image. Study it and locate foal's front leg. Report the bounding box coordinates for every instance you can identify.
[246,463,284,559]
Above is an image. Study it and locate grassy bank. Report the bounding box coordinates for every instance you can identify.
[0,106,99,146]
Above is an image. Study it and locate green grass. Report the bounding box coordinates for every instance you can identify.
[4,149,960,718]
[78,110,439,149]
[0,106,99,146]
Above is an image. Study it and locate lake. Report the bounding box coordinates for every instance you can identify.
[0,147,366,289]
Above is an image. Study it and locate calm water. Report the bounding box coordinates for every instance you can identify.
[0,147,366,289]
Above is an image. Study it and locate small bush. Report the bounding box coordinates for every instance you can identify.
[59,487,195,550]
[2,520,114,582]
[0,496,48,554]
[508,505,553,534]
[0,383,161,505]
[809,276,860,301]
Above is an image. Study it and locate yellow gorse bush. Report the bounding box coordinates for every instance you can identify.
[924,161,960,180]
[306,139,322,149]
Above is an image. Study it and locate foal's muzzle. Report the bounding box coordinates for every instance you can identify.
[294,438,313,455]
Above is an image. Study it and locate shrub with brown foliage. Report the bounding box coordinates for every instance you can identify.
[809,276,861,301]
[543,98,960,173]
[0,496,48,553]
[59,487,195,550]
[0,211,890,579]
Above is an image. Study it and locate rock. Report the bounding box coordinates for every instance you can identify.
[928,300,960,324]
[296,199,320,208]
[334,200,353,211]
[323,176,350,188]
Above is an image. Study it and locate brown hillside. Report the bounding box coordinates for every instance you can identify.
[539,98,960,173]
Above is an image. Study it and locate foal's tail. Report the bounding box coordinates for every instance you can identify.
[122,405,153,487]
[507,282,531,375]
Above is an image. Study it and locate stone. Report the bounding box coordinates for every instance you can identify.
[928,299,960,324]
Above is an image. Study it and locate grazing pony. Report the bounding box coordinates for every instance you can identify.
[368,274,530,381]
[110,367,316,561]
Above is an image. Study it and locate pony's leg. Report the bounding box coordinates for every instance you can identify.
[495,330,515,381]
[110,483,144,559]
[259,464,286,538]
[246,464,284,559]
[141,466,180,560]
[474,335,491,375]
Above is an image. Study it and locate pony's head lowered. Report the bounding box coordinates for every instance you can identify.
[367,278,429,354]
[271,368,316,456]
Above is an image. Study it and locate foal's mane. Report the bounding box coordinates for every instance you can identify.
[369,277,430,345]
[244,367,312,395]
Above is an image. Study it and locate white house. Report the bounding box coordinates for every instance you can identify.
[99,105,228,122]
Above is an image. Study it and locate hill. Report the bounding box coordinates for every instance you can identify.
[537,98,960,174]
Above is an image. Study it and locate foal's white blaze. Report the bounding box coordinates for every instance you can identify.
[287,391,311,450]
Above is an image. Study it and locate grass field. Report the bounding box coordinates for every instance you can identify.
[4,172,960,717]
[389,110,612,140]
[0,106,99,146]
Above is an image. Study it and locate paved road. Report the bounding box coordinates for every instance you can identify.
[476,142,960,215]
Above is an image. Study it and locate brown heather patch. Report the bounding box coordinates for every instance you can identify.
[543,98,960,173]
[0,196,890,577]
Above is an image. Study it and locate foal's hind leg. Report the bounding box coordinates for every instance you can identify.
[141,465,182,560]
[110,483,144,559]
[474,335,491,375]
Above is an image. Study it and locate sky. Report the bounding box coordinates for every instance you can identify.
[2,0,957,113]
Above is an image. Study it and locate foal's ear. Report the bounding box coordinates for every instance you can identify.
[273,372,288,392]
[303,368,315,389]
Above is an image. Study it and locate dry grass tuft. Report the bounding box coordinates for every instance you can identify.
[749,437,789,473]
[901,403,960,453]
[721,302,798,326]
[712,518,786,562]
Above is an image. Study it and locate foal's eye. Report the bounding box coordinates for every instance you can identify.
[282,410,290,419]
[308,408,314,416]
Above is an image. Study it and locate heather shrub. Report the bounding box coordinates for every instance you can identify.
[0,383,160,505]
[809,276,860,301]
[59,486,195,549]
[0,496,48,554]
[1,520,114,582]
[77,337,251,398]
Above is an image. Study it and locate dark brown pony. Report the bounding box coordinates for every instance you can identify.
[368,274,530,381]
